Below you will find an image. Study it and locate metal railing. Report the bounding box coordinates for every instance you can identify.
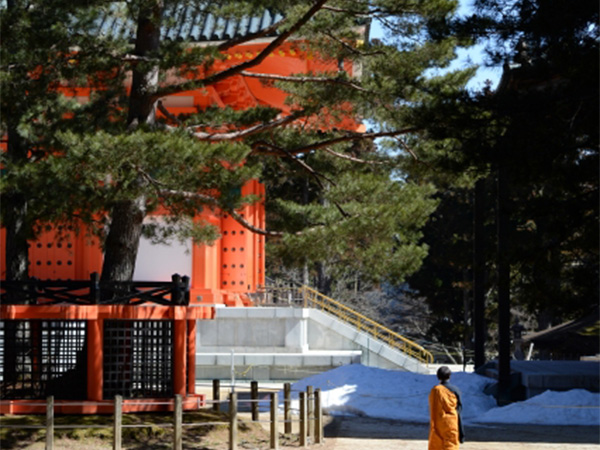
[251,279,304,306]
[299,285,434,365]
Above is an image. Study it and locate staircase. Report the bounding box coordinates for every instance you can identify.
[195,283,433,381]
[298,286,433,365]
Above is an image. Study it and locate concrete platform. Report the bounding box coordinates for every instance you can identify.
[196,349,362,381]
[195,307,430,381]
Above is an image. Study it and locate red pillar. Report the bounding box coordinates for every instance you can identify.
[87,319,103,401]
[173,319,187,397]
[187,319,196,394]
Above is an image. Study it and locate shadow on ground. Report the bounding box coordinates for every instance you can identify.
[324,416,600,444]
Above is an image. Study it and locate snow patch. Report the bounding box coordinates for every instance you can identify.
[282,364,600,426]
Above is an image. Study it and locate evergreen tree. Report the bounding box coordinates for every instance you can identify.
[2,0,464,284]
[402,0,598,349]
[1,0,117,281]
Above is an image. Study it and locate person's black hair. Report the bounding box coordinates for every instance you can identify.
[436,366,451,381]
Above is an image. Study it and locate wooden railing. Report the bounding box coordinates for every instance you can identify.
[0,381,324,450]
[0,273,190,306]
[299,285,434,365]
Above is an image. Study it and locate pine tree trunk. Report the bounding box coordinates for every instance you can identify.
[3,128,30,385]
[316,262,331,295]
[100,1,161,281]
[126,0,161,127]
[4,194,29,283]
[473,178,487,369]
[100,198,146,282]
[4,127,30,284]
[2,189,26,383]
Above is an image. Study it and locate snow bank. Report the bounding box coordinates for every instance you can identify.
[474,389,600,426]
[284,364,600,426]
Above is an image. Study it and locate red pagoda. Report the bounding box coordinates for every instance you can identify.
[0,7,364,414]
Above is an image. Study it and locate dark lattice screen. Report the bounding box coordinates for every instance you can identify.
[103,320,173,399]
[0,320,87,399]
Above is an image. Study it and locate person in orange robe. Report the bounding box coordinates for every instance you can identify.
[428,366,464,450]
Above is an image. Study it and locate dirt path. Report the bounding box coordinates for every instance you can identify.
[319,416,600,450]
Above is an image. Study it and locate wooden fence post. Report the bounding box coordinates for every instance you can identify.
[306,386,313,439]
[113,395,122,450]
[213,379,220,412]
[251,380,259,421]
[46,396,54,450]
[314,389,323,444]
[299,392,307,448]
[283,383,291,434]
[174,395,183,450]
[229,392,238,450]
[270,392,278,450]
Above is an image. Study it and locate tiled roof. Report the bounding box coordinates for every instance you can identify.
[94,3,284,42]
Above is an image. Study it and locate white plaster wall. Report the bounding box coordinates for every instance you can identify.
[133,217,193,281]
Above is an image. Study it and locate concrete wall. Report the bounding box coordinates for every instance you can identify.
[196,307,429,381]
[198,306,309,353]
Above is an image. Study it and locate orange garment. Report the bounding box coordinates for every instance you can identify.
[428,384,460,450]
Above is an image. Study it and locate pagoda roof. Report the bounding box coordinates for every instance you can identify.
[92,2,284,43]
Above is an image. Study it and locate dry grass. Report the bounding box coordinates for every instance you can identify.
[0,410,300,449]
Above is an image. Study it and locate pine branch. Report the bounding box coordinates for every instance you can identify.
[251,142,351,219]
[394,136,433,168]
[141,150,350,233]
[395,137,420,161]
[135,165,284,237]
[250,140,286,156]
[159,187,286,237]
[161,186,331,237]
[154,0,329,99]
[321,31,385,57]
[322,4,413,20]
[322,5,383,17]
[189,110,304,141]
[249,141,331,187]
[122,54,156,63]
[240,70,371,93]
[156,100,183,124]
[323,147,383,165]
[253,128,419,156]
[323,2,387,18]
[157,102,306,141]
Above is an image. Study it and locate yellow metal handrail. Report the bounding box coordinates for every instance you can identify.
[300,285,434,365]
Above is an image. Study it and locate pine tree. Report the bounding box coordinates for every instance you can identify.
[399,0,598,354]
[1,0,115,281]
[2,0,464,283]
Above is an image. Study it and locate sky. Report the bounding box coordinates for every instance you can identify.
[284,364,600,426]
[452,0,503,91]
[369,0,503,92]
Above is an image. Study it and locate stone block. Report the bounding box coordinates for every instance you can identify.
[218,307,249,319]
[195,354,217,365]
[273,354,303,366]
[244,354,275,366]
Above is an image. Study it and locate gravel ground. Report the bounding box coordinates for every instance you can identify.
[318,416,600,450]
